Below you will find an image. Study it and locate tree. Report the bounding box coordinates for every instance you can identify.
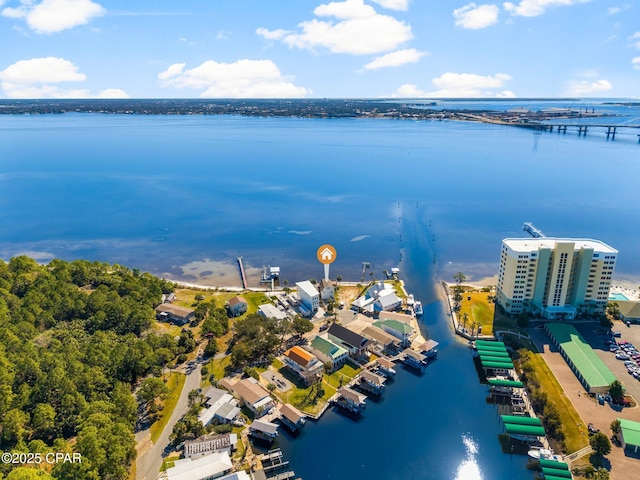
[188,389,202,407]
[203,338,218,357]
[336,275,342,285]
[32,403,57,441]
[6,467,54,479]
[137,377,169,414]
[292,315,313,336]
[610,419,621,435]
[590,432,611,457]
[453,272,467,285]
[608,380,624,401]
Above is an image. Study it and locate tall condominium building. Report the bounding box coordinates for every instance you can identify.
[496,238,617,320]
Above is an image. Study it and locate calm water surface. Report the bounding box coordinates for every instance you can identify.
[2,110,640,479]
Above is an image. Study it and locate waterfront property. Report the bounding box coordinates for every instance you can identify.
[165,451,233,480]
[197,387,241,426]
[278,403,306,433]
[496,238,617,318]
[335,386,367,415]
[361,324,400,352]
[327,323,370,359]
[183,432,238,458]
[501,415,546,442]
[227,378,275,418]
[227,296,248,317]
[375,357,396,377]
[373,319,416,348]
[617,418,640,455]
[309,335,349,370]
[258,303,288,321]
[296,280,319,313]
[249,419,279,444]
[282,346,324,385]
[403,349,428,371]
[365,281,402,312]
[154,303,195,325]
[319,279,335,302]
[358,370,386,396]
[544,323,617,394]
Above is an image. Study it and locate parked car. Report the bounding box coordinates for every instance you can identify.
[613,331,622,337]
[616,353,630,360]
[588,423,600,434]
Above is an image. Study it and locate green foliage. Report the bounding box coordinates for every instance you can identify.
[203,338,218,357]
[590,432,611,457]
[610,419,621,434]
[292,316,313,336]
[0,257,178,479]
[608,380,624,401]
[243,367,259,380]
[5,467,53,479]
[230,313,281,368]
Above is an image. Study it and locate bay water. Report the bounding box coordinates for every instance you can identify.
[1,104,640,479]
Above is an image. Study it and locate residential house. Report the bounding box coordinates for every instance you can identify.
[373,319,416,347]
[319,279,335,302]
[248,419,279,444]
[258,303,287,321]
[337,386,367,409]
[230,378,275,418]
[378,311,413,324]
[365,281,402,312]
[155,304,195,325]
[197,387,240,426]
[309,335,348,370]
[165,451,232,480]
[296,280,319,313]
[327,323,370,358]
[183,433,238,458]
[227,296,248,317]
[278,403,306,432]
[282,346,324,385]
[361,325,400,351]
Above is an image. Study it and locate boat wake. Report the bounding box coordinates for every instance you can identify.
[452,434,484,480]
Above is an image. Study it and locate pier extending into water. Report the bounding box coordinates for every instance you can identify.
[237,256,248,289]
[520,122,640,142]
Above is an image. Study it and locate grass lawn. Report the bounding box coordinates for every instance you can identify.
[150,372,186,443]
[457,290,496,335]
[325,364,361,389]
[206,355,232,384]
[524,352,589,453]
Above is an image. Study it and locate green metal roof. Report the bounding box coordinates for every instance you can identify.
[476,343,507,350]
[476,348,510,357]
[488,379,523,388]
[479,355,513,363]
[311,336,347,360]
[504,423,546,436]
[373,319,414,335]
[541,467,572,478]
[501,415,542,426]
[539,459,569,470]
[481,361,514,369]
[545,323,617,391]
[476,340,506,347]
[619,418,640,447]
[543,476,573,480]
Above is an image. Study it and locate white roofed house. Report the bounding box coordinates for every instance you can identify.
[258,303,287,321]
[165,451,233,480]
[296,280,319,313]
[183,432,238,458]
[375,289,402,312]
[197,387,240,426]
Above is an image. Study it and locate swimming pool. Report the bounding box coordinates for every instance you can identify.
[609,293,629,301]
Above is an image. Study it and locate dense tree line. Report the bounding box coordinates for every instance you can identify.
[0,257,177,479]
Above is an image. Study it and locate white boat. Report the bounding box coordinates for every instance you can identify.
[414,301,423,316]
[527,448,561,461]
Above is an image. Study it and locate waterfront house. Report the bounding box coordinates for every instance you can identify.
[227,296,248,317]
[373,319,416,347]
[230,378,275,418]
[165,451,232,480]
[359,370,386,395]
[197,387,240,426]
[378,311,413,324]
[403,349,428,370]
[327,323,370,358]
[352,296,375,314]
[309,335,348,370]
[183,432,238,458]
[296,280,319,313]
[278,403,306,432]
[361,325,401,352]
[249,419,279,444]
[282,346,324,385]
[258,303,288,321]
[154,304,195,325]
[336,386,367,413]
[376,357,396,377]
[319,279,336,302]
[375,289,402,312]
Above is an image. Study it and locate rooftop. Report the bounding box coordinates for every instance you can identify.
[361,325,399,346]
[503,238,618,254]
[155,303,195,317]
[228,295,247,306]
[374,319,414,335]
[311,335,348,359]
[258,303,287,320]
[619,418,640,447]
[327,323,369,349]
[618,301,640,319]
[279,403,306,424]
[233,378,271,405]
[297,280,319,297]
[284,346,316,368]
[166,452,232,480]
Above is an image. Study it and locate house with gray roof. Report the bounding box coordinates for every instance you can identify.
[327,323,370,358]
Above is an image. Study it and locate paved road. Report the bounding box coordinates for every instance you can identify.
[136,355,203,480]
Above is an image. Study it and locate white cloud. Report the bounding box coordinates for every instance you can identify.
[2,0,105,34]
[0,57,86,84]
[629,32,640,50]
[607,4,632,15]
[257,0,412,55]
[453,3,499,29]
[216,30,230,40]
[389,83,428,97]
[503,0,590,18]
[0,57,127,98]
[632,57,640,70]
[157,59,310,98]
[364,48,427,70]
[566,79,612,95]
[370,0,410,11]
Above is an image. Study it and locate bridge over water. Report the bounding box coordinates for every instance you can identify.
[517,122,640,141]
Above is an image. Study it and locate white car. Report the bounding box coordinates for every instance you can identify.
[616,353,629,360]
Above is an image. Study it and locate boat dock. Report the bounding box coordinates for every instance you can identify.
[237,256,248,289]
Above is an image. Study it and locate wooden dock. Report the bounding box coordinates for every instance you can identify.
[237,256,248,289]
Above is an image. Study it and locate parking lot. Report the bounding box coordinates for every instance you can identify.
[530,320,640,480]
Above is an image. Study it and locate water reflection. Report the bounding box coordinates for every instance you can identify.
[453,435,483,480]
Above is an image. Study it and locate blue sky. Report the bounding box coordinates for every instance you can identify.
[0,0,638,99]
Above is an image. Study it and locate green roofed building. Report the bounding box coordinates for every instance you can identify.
[488,379,523,388]
[501,415,542,426]
[476,340,506,348]
[373,319,415,347]
[309,336,348,370]
[618,418,640,455]
[539,459,570,470]
[504,423,546,437]
[545,323,618,394]
[477,349,510,357]
[541,468,572,479]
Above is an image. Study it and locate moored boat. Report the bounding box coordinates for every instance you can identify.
[414,301,423,316]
